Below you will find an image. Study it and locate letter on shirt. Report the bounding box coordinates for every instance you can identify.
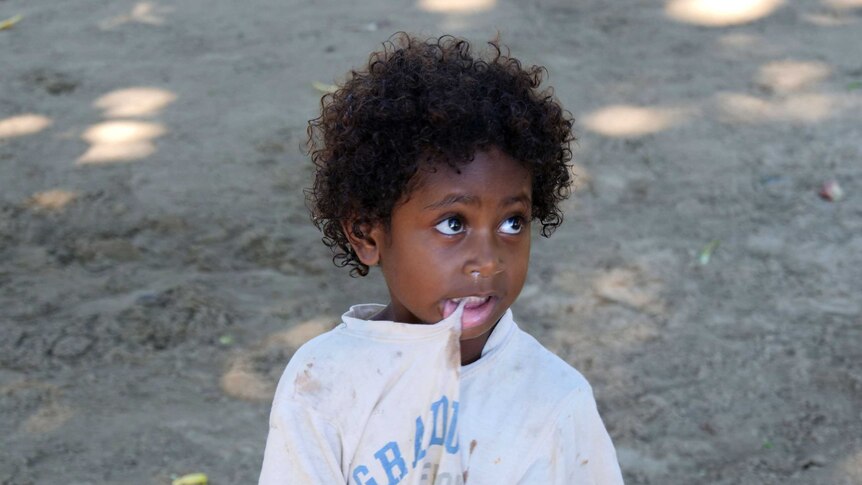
[352,465,379,485]
[428,396,449,447]
[374,441,407,485]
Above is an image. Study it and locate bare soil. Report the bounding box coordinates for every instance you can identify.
[1,0,861,483]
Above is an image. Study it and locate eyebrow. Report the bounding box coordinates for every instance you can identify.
[423,193,531,211]
[424,194,479,210]
[501,193,532,208]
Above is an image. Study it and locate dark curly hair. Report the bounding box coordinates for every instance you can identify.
[307,33,575,276]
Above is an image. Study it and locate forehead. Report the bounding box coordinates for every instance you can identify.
[406,148,532,202]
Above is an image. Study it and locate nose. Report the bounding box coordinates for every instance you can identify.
[463,231,505,278]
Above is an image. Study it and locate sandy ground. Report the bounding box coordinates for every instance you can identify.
[1,0,861,483]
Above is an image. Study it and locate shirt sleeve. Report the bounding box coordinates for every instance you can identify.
[258,398,345,484]
[518,386,624,485]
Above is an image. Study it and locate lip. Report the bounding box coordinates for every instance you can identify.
[442,294,498,330]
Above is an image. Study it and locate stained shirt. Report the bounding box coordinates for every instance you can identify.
[259,304,624,485]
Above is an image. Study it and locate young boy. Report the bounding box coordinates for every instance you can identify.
[259,34,623,484]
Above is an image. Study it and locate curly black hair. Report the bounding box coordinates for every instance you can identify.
[307,33,575,276]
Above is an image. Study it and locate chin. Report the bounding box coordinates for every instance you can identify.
[460,318,499,340]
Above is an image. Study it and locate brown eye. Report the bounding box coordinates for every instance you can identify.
[435,217,464,235]
[499,216,523,234]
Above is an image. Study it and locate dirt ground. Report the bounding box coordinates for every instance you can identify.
[1,0,861,483]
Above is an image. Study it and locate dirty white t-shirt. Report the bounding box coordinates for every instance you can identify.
[259,304,623,485]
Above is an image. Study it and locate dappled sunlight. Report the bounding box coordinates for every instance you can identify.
[840,448,862,478]
[538,265,667,357]
[80,120,165,145]
[77,120,166,165]
[82,121,166,145]
[418,0,495,13]
[666,0,784,26]
[0,114,52,139]
[717,92,836,123]
[99,2,173,29]
[822,0,862,9]
[78,142,157,164]
[94,87,177,118]
[592,267,667,317]
[78,85,176,165]
[23,402,74,434]
[715,57,840,124]
[265,318,331,349]
[221,358,274,402]
[756,60,830,94]
[804,0,862,25]
[582,265,667,352]
[582,104,691,138]
[220,317,333,402]
[803,12,860,25]
[26,189,79,211]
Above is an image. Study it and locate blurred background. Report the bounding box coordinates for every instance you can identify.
[1,0,860,483]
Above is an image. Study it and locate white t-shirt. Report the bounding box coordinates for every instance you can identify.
[259,304,624,485]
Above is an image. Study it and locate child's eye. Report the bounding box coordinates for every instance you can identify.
[434,217,464,235]
[499,216,523,235]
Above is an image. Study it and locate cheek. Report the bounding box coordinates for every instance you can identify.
[405,233,460,266]
[509,241,531,283]
[510,236,531,261]
[388,238,451,285]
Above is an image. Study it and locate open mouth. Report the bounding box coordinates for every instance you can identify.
[442,295,497,330]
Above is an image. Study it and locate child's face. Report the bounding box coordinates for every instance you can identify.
[362,147,532,342]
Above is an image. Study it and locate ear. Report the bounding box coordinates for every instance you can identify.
[341,219,384,267]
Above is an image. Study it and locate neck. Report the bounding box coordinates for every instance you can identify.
[369,303,497,365]
[460,330,494,365]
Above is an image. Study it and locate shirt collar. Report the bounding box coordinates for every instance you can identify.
[340,303,516,358]
[478,308,515,359]
[341,303,457,340]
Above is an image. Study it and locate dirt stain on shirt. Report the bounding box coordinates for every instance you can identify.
[447,329,460,368]
[294,369,321,395]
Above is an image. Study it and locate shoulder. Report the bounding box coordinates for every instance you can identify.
[462,323,595,422]
[269,326,356,412]
[506,329,623,482]
[507,326,593,398]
